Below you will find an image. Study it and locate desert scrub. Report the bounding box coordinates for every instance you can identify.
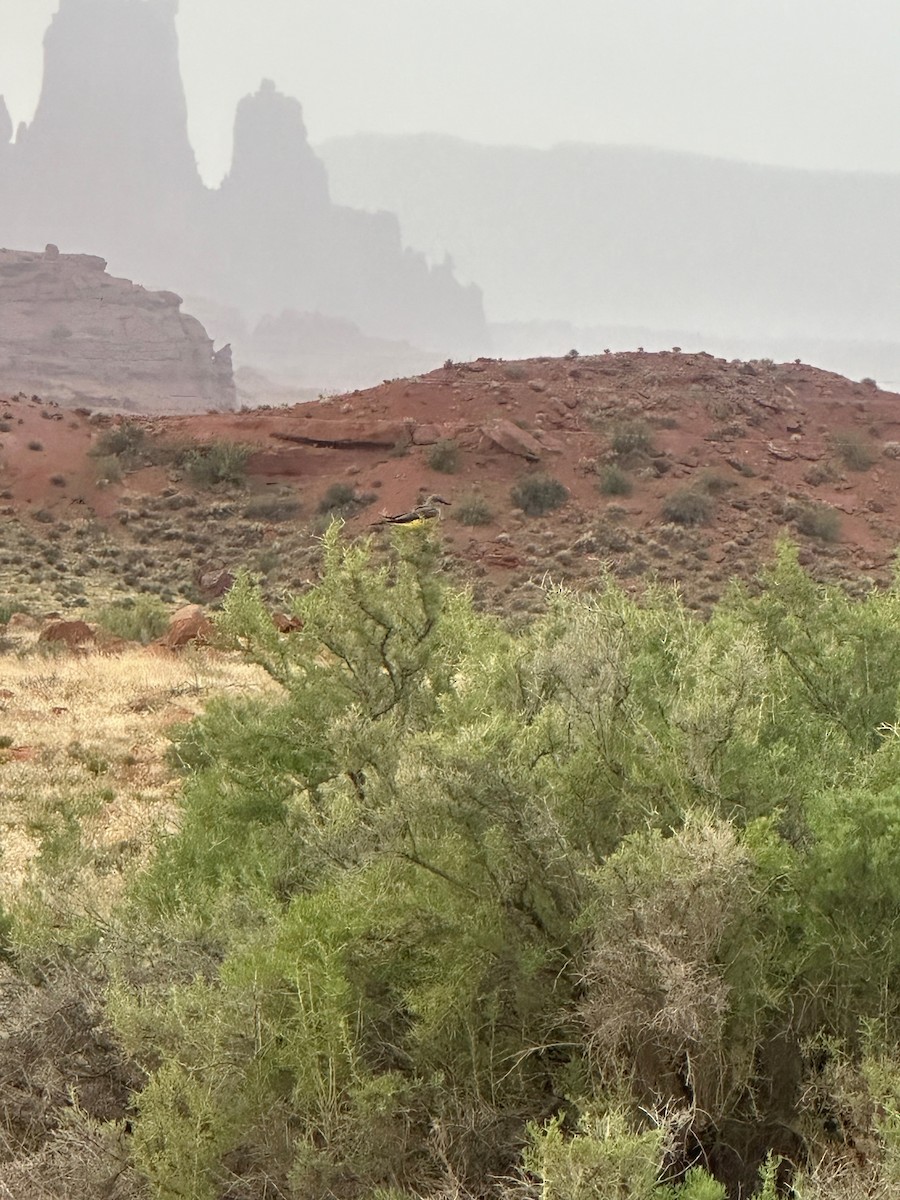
[27,441,43,452]
[803,461,840,487]
[661,486,714,526]
[597,464,632,497]
[0,599,26,624]
[93,596,170,644]
[611,420,655,465]
[317,482,359,515]
[425,438,460,473]
[184,441,251,489]
[795,502,841,542]
[454,492,493,526]
[832,432,877,472]
[90,419,147,468]
[511,473,569,516]
[243,494,301,523]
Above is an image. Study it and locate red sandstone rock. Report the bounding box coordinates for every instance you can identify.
[38,620,95,648]
[482,419,543,460]
[162,605,214,649]
[271,418,412,448]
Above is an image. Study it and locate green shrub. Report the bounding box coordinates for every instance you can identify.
[611,420,655,463]
[243,494,302,523]
[90,420,147,466]
[0,598,26,625]
[318,482,358,514]
[832,432,877,471]
[184,441,251,489]
[93,595,170,644]
[661,486,714,525]
[511,473,569,516]
[94,454,123,484]
[598,464,632,497]
[795,502,841,542]
[425,438,460,473]
[454,492,493,526]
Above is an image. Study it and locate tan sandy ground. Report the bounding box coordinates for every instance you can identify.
[0,633,277,921]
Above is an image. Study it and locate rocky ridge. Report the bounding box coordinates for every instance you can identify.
[2,351,900,619]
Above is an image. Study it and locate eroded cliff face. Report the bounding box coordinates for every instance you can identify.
[0,0,488,363]
[0,246,235,412]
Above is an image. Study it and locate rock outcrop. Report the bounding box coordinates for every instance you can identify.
[0,0,488,375]
[0,246,236,411]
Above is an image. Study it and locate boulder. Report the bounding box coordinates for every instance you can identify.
[162,605,214,649]
[38,619,95,649]
[482,419,543,461]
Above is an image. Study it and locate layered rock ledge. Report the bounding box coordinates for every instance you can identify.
[0,246,236,412]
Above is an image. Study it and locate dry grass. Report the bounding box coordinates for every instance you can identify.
[0,635,276,913]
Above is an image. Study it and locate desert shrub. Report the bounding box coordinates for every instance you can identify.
[610,420,655,463]
[94,454,123,484]
[694,469,735,496]
[27,440,43,452]
[802,461,839,487]
[243,494,301,523]
[795,502,841,542]
[0,420,11,432]
[96,535,900,1199]
[317,482,358,514]
[91,420,147,466]
[0,598,26,624]
[183,441,251,489]
[454,492,493,526]
[661,486,714,525]
[597,464,632,496]
[93,595,169,644]
[511,473,569,516]
[425,438,460,473]
[49,474,66,487]
[832,432,877,471]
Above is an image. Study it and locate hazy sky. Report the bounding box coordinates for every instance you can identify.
[2,0,899,185]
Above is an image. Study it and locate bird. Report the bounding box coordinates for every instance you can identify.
[373,494,451,528]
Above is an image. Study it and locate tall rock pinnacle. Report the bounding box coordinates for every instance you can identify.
[0,0,487,365]
[0,97,11,146]
[9,0,201,276]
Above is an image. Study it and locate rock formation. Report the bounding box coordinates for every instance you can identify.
[0,0,487,377]
[0,246,236,411]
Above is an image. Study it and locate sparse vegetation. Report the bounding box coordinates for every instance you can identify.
[0,598,26,625]
[598,463,633,496]
[511,472,569,516]
[662,485,715,526]
[609,419,656,467]
[425,437,460,473]
[92,596,170,644]
[183,440,251,488]
[27,440,43,452]
[454,491,493,526]
[795,501,841,541]
[243,494,302,523]
[90,420,148,467]
[317,481,359,514]
[832,431,877,471]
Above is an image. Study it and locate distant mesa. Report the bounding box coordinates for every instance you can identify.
[0,0,487,399]
[0,246,236,412]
